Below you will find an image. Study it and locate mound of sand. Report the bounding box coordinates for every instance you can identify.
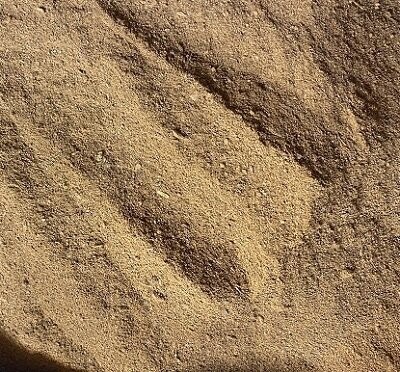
[0,0,399,371]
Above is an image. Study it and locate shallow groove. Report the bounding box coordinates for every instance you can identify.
[59,132,250,299]
[95,0,358,182]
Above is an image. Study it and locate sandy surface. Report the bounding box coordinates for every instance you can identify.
[0,0,399,371]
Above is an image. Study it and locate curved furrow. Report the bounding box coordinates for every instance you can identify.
[95,0,361,182]
[110,40,320,251]
[35,113,252,299]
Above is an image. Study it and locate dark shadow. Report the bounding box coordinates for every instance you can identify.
[0,329,82,372]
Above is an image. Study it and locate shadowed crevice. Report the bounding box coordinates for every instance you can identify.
[0,329,82,372]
